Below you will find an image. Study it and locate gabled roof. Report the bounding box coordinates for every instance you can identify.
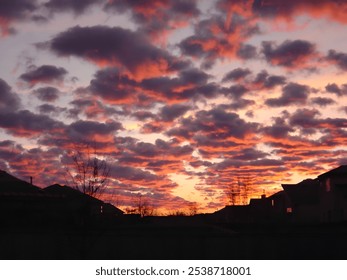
[0,170,42,194]
[103,203,124,215]
[318,165,347,179]
[213,205,249,215]
[44,184,103,204]
[44,184,124,214]
[268,190,286,199]
[282,179,320,205]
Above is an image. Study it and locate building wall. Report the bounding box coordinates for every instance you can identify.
[319,175,347,223]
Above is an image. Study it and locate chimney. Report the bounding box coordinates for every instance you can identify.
[30,176,33,185]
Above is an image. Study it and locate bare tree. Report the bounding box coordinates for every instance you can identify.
[224,175,256,206]
[167,209,187,216]
[240,176,253,205]
[125,194,155,217]
[66,143,110,198]
[225,180,241,206]
[188,202,198,216]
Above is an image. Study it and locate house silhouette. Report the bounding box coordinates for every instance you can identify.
[0,170,60,226]
[0,170,123,227]
[44,184,123,226]
[318,165,347,223]
[2,166,347,226]
[212,165,347,224]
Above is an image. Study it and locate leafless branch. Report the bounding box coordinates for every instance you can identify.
[65,143,110,198]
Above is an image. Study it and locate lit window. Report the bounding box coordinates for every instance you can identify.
[286,207,292,213]
[271,199,275,207]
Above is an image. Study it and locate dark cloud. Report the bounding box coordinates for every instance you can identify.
[213,157,284,171]
[88,67,138,103]
[104,0,200,39]
[19,65,68,86]
[167,107,259,141]
[327,50,347,70]
[252,0,347,23]
[262,40,316,68]
[179,35,205,58]
[265,82,310,107]
[69,98,95,108]
[4,146,68,187]
[0,109,64,137]
[31,15,48,23]
[120,138,193,160]
[160,104,191,122]
[262,116,294,139]
[44,0,104,14]
[178,68,210,85]
[115,138,193,175]
[0,140,24,161]
[37,104,66,115]
[237,44,258,60]
[46,25,187,80]
[109,164,160,182]
[226,99,255,110]
[141,68,209,92]
[289,108,347,134]
[35,119,123,152]
[68,120,123,138]
[0,0,36,19]
[232,148,268,161]
[310,97,335,107]
[325,83,347,96]
[140,122,165,134]
[32,86,61,102]
[138,103,192,135]
[223,85,249,99]
[0,78,21,112]
[0,0,37,35]
[132,111,156,121]
[69,97,127,119]
[253,70,286,89]
[222,68,251,83]
[178,14,259,65]
[140,68,214,101]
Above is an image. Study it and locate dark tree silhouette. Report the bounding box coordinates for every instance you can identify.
[125,194,155,217]
[188,202,199,216]
[225,180,241,206]
[240,176,253,205]
[225,176,254,205]
[66,143,110,198]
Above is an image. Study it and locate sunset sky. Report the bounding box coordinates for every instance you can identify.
[1,0,347,213]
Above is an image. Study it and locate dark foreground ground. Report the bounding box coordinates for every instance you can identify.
[2,218,347,259]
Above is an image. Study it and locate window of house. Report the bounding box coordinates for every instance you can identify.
[286,207,292,213]
[271,199,275,207]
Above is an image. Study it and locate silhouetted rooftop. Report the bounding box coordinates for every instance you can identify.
[0,170,41,194]
[268,190,286,199]
[282,179,320,204]
[318,165,347,179]
[44,184,104,204]
[103,203,124,215]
